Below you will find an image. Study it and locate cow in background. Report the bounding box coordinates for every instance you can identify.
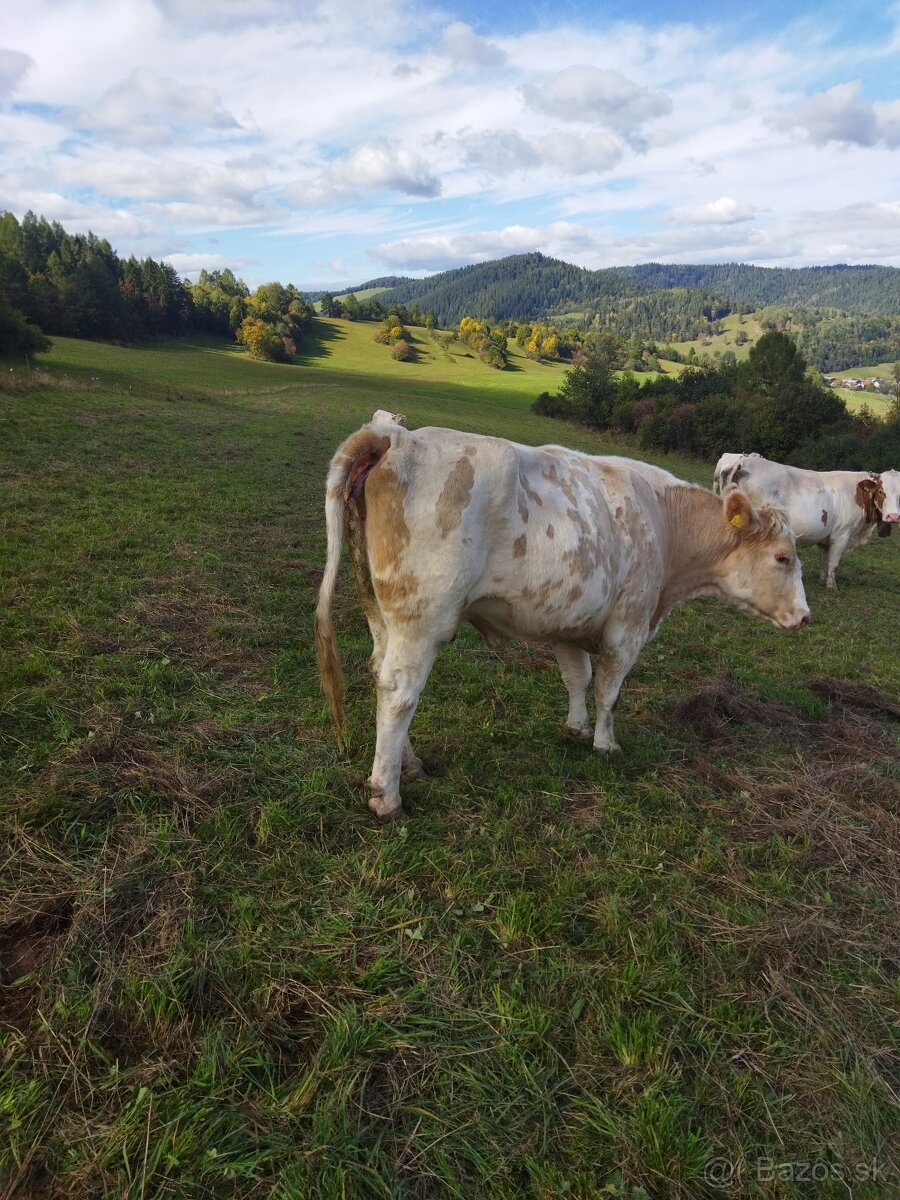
[316,417,809,819]
[714,452,897,589]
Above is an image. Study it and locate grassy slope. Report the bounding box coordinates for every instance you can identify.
[829,366,896,418]
[1,325,898,1199]
[662,313,765,363]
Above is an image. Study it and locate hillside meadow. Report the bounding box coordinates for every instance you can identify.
[1,325,898,1199]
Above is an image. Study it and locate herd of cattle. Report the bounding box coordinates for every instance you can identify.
[316,411,898,818]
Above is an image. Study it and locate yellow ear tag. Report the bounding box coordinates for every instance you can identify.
[730,514,745,529]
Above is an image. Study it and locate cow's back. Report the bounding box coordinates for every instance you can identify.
[730,457,870,546]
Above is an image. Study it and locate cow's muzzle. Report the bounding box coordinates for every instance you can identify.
[784,610,810,630]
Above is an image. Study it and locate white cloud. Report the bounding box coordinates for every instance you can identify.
[142,199,274,228]
[522,65,671,144]
[665,196,757,225]
[462,128,621,177]
[153,0,288,27]
[69,68,243,146]
[440,22,506,68]
[372,221,603,270]
[57,151,266,207]
[288,139,441,205]
[329,139,440,197]
[770,81,900,149]
[0,47,32,99]
[164,251,236,277]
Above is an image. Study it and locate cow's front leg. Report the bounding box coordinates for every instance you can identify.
[552,642,593,739]
[593,624,646,753]
[368,635,439,819]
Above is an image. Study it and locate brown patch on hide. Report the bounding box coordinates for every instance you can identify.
[821,509,828,526]
[546,524,555,538]
[436,456,476,537]
[365,462,411,578]
[373,571,422,617]
[513,534,528,558]
[519,472,543,507]
[855,477,880,525]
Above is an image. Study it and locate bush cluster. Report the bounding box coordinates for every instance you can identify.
[457,316,508,369]
[534,331,900,471]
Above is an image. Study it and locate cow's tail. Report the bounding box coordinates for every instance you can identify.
[314,427,394,744]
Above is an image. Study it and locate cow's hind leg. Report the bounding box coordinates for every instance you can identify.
[593,621,646,753]
[368,632,440,819]
[366,611,424,781]
[820,536,846,590]
[553,642,593,740]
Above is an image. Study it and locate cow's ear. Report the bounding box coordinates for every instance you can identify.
[855,478,878,523]
[724,490,754,534]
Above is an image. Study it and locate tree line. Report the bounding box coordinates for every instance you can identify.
[534,331,900,471]
[0,211,315,363]
[619,262,900,318]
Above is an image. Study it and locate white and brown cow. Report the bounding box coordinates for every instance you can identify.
[317,418,810,819]
[714,452,898,589]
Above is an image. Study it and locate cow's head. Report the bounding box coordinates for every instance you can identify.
[719,492,810,629]
[875,469,900,535]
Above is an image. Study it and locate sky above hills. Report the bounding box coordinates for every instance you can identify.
[2,0,899,289]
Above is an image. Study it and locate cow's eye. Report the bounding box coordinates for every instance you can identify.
[775,552,791,566]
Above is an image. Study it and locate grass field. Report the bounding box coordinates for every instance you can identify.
[829,367,897,419]
[833,388,893,418]
[1,325,898,1199]
[664,313,765,365]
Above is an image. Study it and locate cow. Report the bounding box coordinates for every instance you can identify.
[713,452,898,589]
[316,419,810,819]
[712,452,760,495]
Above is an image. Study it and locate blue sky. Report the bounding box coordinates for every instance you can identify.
[1,0,899,289]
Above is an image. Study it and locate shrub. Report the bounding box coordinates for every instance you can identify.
[0,296,52,358]
[391,339,411,361]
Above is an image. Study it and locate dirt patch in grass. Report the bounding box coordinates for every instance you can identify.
[89,586,274,685]
[809,675,900,718]
[671,676,899,759]
[57,720,247,811]
[0,897,75,1021]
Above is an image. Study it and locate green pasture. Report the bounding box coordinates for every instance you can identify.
[834,388,893,418]
[1,327,898,1199]
[335,287,394,302]
[664,313,765,363]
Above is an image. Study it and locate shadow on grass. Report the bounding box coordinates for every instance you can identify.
[291,320,346,366]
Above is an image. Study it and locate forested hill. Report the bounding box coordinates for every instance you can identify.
[362,254,635,326]
[616,262,900,317]
[336,253,900,367]
[350,253,732,341]
[344,253,900,328]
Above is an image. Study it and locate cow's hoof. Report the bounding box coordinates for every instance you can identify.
[594,740,622,755]
[368,794,404,821]
[564,724,592,742]
[401,758,427,782]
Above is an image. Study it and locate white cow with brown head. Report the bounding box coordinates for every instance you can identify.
[714,452,897,589]
[317,419,810,818]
